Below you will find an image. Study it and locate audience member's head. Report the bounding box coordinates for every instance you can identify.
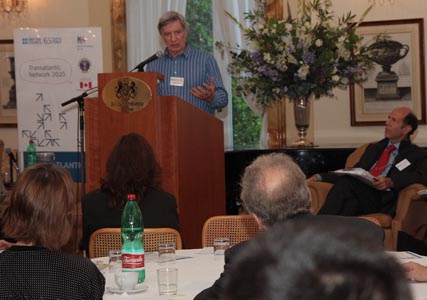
[101,132,162,208]
[222,221,412,300]
[240,153,311,227]
[1,163,74,250]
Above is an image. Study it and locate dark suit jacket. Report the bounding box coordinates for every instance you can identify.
[320,138,427,213]
[193,213,384,300]
[80,188,180,253]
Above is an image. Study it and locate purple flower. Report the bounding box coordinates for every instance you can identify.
[252,51,262,62]
[302,51,315,64]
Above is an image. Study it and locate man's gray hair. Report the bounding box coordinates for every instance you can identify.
[158,11,189,33]
[240,153,311,227]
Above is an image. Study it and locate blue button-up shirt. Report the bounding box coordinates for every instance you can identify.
[146,45,228,115]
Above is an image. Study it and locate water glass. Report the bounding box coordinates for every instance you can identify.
[157,267,178,295]
[158,242,176,263]
[213,237,230,255]
[109,249,122,273]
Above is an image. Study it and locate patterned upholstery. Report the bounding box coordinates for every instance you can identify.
[88,227,182,258]
[201,215,262,248]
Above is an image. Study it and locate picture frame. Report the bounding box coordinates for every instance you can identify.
[0,39,17,127]
[350,19,426,126]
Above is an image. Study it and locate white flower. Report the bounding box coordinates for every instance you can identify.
[297,64,310,80]
[315,39,323,47]
[217,0,373,105]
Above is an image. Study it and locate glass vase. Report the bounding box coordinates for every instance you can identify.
[291,96,313,147]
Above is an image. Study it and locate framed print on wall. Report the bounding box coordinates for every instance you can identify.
[0,39,17,127]
[350,18,426,126]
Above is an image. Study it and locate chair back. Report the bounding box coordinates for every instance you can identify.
[345,142,372,168]
[89,227,182,258]
[201,215,262,248]
[358,216,382,227]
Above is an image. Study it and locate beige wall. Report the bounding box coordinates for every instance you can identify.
[0,0,112,150]
[311,0,427,146]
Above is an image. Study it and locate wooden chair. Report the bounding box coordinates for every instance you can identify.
[201,215,262,248]
[308,142,427,251]
[88,227,182,258]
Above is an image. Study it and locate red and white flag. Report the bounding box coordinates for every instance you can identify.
[80,80,92,89]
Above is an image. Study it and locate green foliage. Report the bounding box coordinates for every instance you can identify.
[232,80,261,147]
[185,0,261,148]
[186,0,213,53]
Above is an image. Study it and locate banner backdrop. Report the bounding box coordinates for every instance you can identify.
[14,28,103,181]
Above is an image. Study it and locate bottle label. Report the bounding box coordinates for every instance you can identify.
[122,252,145,270]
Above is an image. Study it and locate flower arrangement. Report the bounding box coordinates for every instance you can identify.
[217,0,374,105]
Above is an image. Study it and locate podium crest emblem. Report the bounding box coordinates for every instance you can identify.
[102,77,152,112]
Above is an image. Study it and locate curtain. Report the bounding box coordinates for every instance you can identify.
[213,0,266,148]
[126,0,187,72]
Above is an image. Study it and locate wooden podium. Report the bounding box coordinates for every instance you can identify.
[85,72,226,248]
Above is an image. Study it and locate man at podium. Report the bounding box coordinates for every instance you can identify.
[146,11,228,115]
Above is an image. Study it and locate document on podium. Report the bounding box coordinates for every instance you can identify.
[332,168,375,186]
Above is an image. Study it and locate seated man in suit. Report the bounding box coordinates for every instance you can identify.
[309,106,427,216]
[222,222,411,300]
[194,153,384,300]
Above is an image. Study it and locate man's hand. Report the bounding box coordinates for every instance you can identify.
[191,77,215,102]
[403,261,427,282]
[372,176,394,190]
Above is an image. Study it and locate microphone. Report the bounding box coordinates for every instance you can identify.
[130,51,164,72]
[61,87,97,107]
[6,147,19,174]
[5,148,17,164]
[61,92,88,107]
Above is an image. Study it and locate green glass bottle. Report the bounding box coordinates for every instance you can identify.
[25,140,37,168]
[121,194,145,283]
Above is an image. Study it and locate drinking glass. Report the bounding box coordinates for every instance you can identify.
[108,249,122,273]
[157,267,178,295]
[158,242,176,263]
[213,237,230,255]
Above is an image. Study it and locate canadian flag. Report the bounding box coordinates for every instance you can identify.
[80,80,92,89]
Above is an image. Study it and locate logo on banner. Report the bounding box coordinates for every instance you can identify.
[79,58,91,73]
[77,36,87,44]
[80,80,93,89]
[21,37,42,45]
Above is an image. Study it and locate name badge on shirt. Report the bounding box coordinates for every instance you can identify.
[396,159,411,171]
[170,77,184,87]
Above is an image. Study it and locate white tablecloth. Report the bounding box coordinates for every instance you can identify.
[390,251,427,300]
[95,249,427,300]
[95,248,223,300]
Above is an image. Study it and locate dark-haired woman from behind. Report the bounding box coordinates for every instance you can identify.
[80,133,180,255]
